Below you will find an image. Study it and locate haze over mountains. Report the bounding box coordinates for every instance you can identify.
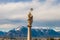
[0,26,60,38]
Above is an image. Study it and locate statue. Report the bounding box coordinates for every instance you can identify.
[28,8,33,27]
[27,8,33,40]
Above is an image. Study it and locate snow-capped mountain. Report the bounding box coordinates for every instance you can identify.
[7,26,60,37]
[0,26,60,37]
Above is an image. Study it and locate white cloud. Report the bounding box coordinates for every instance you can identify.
[32,26,50,29]
[0,23,23,31]
[0,24,15,31]
[0,0,60,31]
[32,26,60,32]
[0,0,59,21]
[0,24,15,28]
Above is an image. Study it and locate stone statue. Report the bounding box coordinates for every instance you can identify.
[28,8,33,27]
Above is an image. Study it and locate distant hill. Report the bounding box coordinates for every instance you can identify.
[0,26,60,37]
[0,31,7,37]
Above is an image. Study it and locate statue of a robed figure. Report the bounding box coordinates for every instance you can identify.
[27,8,33,40]
[28,11,33,27]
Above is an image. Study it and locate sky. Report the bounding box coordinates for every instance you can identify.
[0,0,60,32]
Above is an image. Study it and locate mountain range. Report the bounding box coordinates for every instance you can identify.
[0,26,60,38]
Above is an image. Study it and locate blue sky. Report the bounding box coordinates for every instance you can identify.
[0,0,60,32]
[0,0,32,2]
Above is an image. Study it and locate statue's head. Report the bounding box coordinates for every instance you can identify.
[30,8,33,11]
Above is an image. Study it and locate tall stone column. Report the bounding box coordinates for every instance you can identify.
[27,26,31,40]
[27,8,33,40]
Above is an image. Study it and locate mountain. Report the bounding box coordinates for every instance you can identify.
[0,26,60,37]
[0,31,7,37]
[7,26,60,37]
[7,26,28,37]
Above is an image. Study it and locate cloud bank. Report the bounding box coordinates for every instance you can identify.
[0,0,60,31]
